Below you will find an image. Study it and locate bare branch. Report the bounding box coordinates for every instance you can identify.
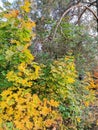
[76,1,96,25]
[53,2,98,39]
[53,3,81,39]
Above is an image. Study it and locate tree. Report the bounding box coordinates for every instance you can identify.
[0,1,97,130]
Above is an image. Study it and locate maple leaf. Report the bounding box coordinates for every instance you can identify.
[21,1,31,13]
[49,99,59,107]
[4,10,19,18]
[41,106,51,116]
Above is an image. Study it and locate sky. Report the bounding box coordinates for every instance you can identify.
[0,0,14,7]
[0,0,3,7]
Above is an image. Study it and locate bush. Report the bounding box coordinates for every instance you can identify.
[33,56,96,129]
[0,0,38,91]
[0,87,62,130]
[0,1,96,130]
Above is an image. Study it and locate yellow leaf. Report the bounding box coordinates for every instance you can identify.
[0,118,3,125]
[41,106,51,116]
[76,117,81,122]
[14,120,25,130]
[49,99,59,107]
[44,119,54,127]
[4,10,19,18]
[33,94,41,106]
[21,1,31,13]
[67,77,75,83]
[18,62,26,72]
[84,101,89,107]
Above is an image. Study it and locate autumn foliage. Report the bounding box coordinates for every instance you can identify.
[0,0,96,130]
[0,87,61,130]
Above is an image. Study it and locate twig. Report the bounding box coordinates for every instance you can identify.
[53,2,98,39]
[76,1,96,25]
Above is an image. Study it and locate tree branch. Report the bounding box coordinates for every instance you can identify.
[53,2,98,39]
[76,1,96,25]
